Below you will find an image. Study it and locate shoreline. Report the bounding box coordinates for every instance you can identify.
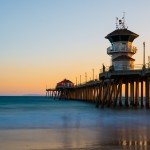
[0,127,149,150]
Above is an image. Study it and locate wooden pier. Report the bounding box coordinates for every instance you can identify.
[98,65,150,108]
[46,16,150,108]
[46,65,150,108]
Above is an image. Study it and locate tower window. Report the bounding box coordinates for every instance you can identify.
[120,35,129,41]
[111,36,120,42]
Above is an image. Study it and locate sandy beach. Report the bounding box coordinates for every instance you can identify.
[0,128,104,150]
[0,127,149,150]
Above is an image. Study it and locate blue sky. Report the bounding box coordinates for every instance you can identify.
[0,0,150,95]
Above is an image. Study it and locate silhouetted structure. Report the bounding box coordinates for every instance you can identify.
[46,16,150,108]
[56,79,74,89]
[46,79,74,99]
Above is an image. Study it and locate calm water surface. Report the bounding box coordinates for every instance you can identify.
[0,96,150,150]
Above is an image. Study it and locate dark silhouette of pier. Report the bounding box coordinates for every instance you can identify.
[46,16,150,108]
[46,64,150,108]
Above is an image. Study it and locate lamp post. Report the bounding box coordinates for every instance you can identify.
[85,72,87,83]
[143,42,145,68]
[76,77,77,86]
[92,68,94,80]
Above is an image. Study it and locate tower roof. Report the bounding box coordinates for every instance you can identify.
[105,29,139,39]
[105,29,139,43]
[113,55,135,61]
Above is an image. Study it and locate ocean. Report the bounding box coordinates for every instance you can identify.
[0,96,150,150]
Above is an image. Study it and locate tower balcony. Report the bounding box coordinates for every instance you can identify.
[107,45,137,55]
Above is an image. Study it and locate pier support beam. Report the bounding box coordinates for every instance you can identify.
[96,81,104,108]
[101,81,110,108]
[107,80,115,107]
[130,81,134,106]
[146,77,150,108]
[141,80,144,107]
[119,82,122,107]
[114,80,122,107]
[125,81,129,107]
[135,79,139,107]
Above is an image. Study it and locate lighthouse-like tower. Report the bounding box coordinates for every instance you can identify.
[105,15,139,70]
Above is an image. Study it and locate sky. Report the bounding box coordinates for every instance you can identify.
[0,0,150,96]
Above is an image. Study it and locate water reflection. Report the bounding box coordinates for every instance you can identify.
[120,139,147,146]
[117,127,149,150]
[58,110,150,150]
[46,127,150,150]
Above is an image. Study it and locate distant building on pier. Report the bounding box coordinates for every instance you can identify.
[56,79,74,89]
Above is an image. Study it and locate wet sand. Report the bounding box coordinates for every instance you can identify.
[0,127,149,150]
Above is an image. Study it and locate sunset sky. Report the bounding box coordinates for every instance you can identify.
[0,0,150,96]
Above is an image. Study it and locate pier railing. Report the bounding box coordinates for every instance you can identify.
[100,63,150,73]
[74,79,100,87]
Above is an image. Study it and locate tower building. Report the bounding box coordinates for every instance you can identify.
[105,15,139,70]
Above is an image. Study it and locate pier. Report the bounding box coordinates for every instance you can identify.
[46,65,150,108]
[46,16,150,108]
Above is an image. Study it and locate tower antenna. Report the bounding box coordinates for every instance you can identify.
[122,12,127,29]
